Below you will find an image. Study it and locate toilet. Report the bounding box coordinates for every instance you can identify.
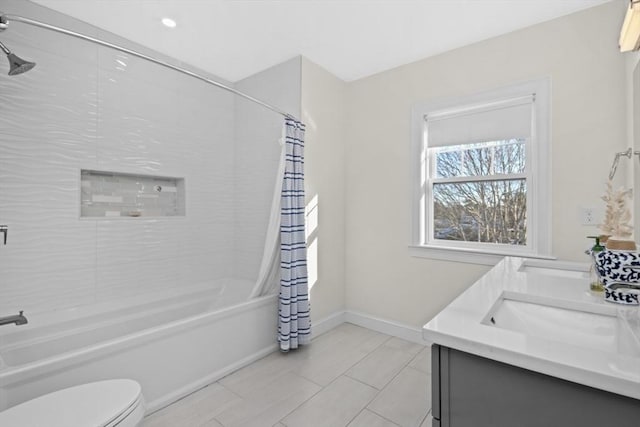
[0,379,145,427]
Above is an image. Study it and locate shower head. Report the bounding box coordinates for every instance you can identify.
[0,39,35,75]
[0,14,36,76]
[6,51,36,75]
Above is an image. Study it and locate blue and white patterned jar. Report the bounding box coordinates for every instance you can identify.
[594,250,640,305]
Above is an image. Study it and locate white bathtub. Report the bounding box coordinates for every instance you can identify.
[0,279,278,413]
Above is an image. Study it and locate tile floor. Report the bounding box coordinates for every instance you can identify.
[143,323,433,427]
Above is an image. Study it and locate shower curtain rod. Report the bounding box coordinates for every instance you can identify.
[1,13,299,121]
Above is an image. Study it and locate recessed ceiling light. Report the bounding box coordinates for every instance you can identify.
[161,17,177,28]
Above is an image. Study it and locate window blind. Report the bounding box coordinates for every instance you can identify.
[426,95,534,148]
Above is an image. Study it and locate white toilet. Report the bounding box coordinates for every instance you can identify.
[0,379,145,427]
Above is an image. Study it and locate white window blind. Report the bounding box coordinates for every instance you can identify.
[426,95,534,148]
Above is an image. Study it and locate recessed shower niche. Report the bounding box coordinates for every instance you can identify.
[80,170,185,218]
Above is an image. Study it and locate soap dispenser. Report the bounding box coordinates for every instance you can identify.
[587,236,605,292]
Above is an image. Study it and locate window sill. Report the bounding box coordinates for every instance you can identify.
[408,244,556,266]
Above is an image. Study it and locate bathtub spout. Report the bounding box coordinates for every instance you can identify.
[0,310,27,326]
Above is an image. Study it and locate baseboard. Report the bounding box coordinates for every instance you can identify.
[313,309,430,346]
[312,310,346,338]
[344,311,429,345]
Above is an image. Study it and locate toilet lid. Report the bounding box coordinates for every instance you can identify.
[0,379,142,427]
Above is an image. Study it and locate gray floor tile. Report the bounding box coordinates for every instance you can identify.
[142,325,430,427]
[346,339,420,389]
[219,351,301,397]
[215,371,321,427]
[368,366,431,427]
[292,324,389,386]
[420,412,433,427]
[348,409,400,427]
[143,383,240,427]
[200,420,224,427]
[408,345,432,374]
[383,337,424,356]
[281,376,378,427]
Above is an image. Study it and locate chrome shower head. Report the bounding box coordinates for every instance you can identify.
[6,52,35,75]
[0,40,35,75]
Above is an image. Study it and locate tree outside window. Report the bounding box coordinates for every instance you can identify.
[431,139,527,245]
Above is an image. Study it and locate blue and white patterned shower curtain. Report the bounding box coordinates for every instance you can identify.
[278,118,311,352]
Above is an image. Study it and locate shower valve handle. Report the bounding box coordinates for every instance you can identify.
[0,225,7,245]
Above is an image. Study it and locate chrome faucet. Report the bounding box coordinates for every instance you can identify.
[607,282,640,291]
[0,310,28,326]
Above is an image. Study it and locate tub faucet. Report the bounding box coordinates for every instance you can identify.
[0,310,28,326]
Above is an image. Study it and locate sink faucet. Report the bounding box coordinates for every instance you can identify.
[0,310,28,326]
[607,282,640,291]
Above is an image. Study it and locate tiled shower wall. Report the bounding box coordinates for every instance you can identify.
[0,0,297,314]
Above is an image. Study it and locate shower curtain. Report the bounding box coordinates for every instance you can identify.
[251,118,311,352]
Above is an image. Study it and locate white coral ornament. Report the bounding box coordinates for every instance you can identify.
[600,179,633,239]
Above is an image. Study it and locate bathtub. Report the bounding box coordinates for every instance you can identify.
[0,279,278,413]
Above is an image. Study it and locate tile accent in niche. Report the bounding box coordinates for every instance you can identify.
[81,169,185,218]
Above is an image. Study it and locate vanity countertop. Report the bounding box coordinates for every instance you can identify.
[423,256,640,400]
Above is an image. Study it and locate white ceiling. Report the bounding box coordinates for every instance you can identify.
[30,0,612,82]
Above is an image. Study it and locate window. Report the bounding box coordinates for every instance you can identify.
[410,79,552,264]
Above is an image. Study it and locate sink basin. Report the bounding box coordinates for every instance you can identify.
[485,294,640,357]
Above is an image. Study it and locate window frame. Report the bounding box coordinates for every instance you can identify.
[410,78,553,265]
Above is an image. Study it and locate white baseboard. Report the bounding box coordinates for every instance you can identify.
[344,311,428,345]
[313,310,431,346]
[312,310,346,338]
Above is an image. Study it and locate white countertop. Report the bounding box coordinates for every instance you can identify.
[423,256,640,400]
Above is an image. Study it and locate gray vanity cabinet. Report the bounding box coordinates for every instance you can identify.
[431,344,640,427]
